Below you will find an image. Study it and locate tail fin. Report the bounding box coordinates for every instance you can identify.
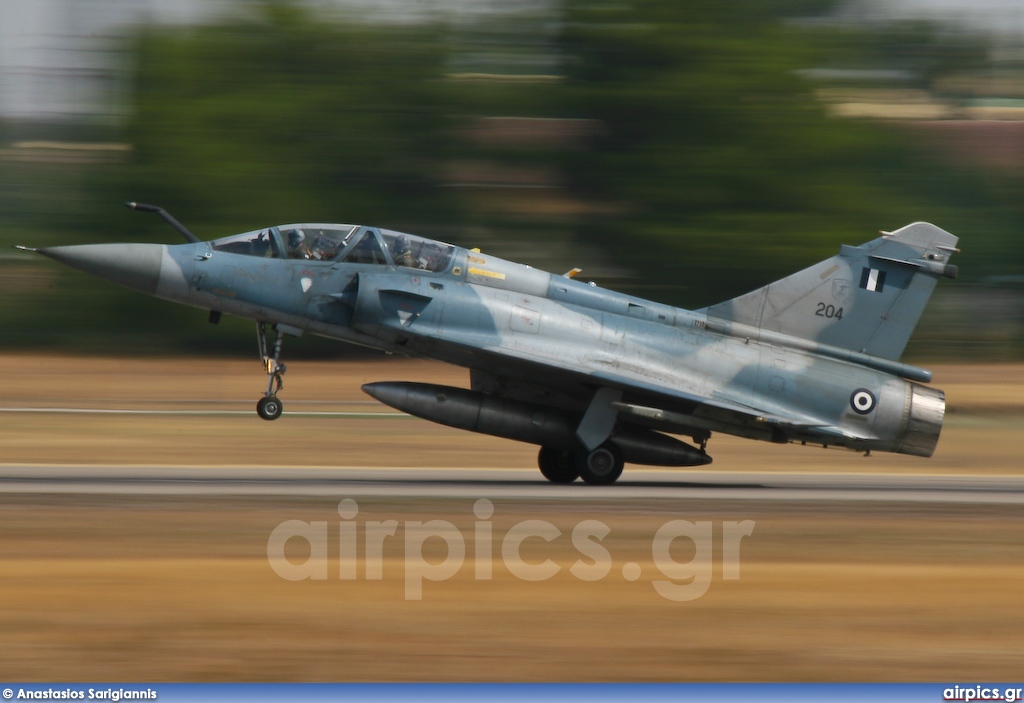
[703,223,959,360]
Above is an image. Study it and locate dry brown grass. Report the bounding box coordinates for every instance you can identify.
[1,356,1021,473]
[1,357,1023,681]
[0,498,1021,681]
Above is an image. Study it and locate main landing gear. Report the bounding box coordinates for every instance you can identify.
[537,447,578,484]
[537,442,625,486]
[256,321,287,420]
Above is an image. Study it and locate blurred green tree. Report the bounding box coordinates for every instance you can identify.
[4,0,1022,356]
[125,3,461,236]
[15,2,465,355]
[558,0,1023,307]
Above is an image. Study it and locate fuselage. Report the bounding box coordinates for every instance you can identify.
[59,220,941,459]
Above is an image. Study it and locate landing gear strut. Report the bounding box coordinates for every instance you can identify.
[256,321,286,420]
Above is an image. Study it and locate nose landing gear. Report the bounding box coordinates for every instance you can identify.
[256,321,300,420]
[256,394,283,421]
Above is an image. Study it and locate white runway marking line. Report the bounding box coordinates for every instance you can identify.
[0,406,408,418]
[0,468,1022,504]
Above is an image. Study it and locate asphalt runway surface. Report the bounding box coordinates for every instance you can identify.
[2,465,1022,504]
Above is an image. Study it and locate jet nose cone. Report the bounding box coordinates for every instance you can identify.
[38,243,164,295]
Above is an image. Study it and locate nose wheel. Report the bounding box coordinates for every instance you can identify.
[256,321,289,421]
[256,394,283,420]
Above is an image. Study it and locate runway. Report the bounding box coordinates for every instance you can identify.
[1,465,1022,503]
[3,358,1022,681]
[0,403,399,418]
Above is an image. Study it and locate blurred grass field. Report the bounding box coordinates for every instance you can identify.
[0,497,1021,681]
[2,355,1022,473]
[1,356,1022,682]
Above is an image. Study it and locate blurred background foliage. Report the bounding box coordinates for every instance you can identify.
[2,0,1022,358]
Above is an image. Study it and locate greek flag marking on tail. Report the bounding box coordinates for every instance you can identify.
[702,222,958,360]
[860,267,886,293]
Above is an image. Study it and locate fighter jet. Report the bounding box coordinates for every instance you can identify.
[20,203,959,484]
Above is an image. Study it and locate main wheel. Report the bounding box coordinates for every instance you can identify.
[256,395,283,421]
[576,443,624,485]
[537,447,579,484]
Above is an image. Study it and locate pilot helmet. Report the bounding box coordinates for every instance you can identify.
[394,235,410,253]
[288,230,305,249]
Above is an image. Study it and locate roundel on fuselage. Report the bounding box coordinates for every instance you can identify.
[850,389,877,414]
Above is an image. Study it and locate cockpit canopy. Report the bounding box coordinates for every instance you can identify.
[210,224,454,273]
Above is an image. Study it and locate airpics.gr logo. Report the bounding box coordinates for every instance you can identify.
[267,499,756,602]
[859,266,887,293]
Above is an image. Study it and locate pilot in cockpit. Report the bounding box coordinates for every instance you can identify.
[286,230,311,259]
[392,235,417,268]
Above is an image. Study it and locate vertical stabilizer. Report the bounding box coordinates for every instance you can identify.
[703,223,959,360]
